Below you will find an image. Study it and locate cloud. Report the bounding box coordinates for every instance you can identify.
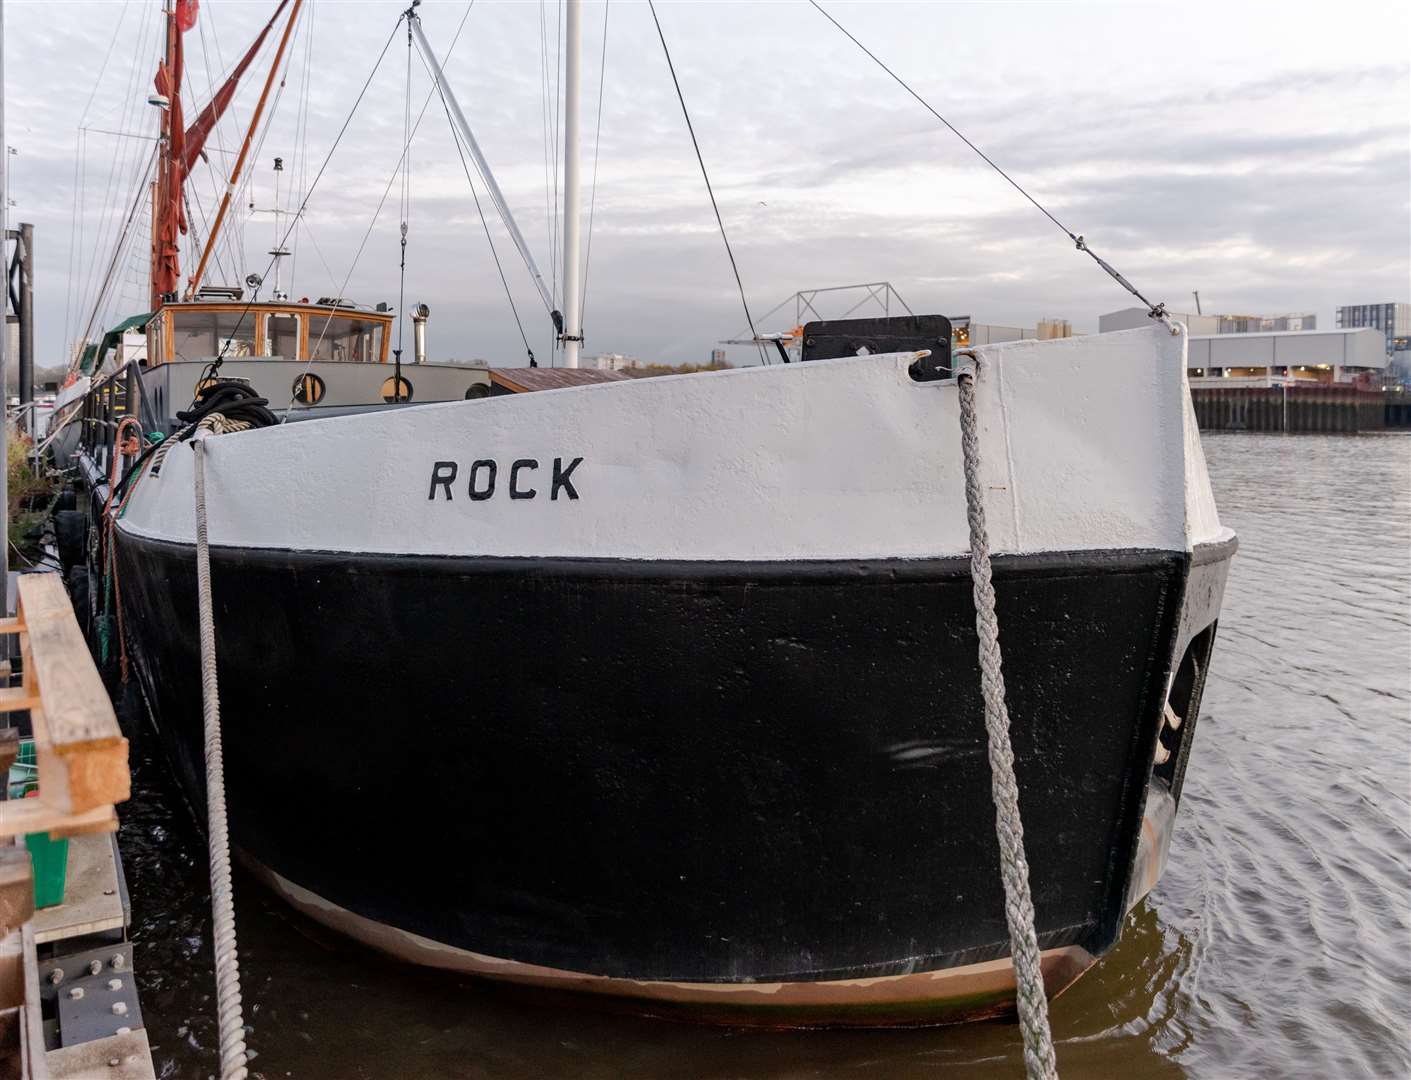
[3,0,1408,368]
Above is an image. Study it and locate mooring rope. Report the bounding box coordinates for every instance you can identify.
[193,439,249,1080]
[955,358,1059,1080]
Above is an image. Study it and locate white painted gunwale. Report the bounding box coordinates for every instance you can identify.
[116,325,1226,562]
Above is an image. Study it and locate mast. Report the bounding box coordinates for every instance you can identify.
[561,0,582,367]
[150,1,180,309]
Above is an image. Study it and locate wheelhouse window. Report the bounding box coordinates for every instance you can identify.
[265,312,301,358]
[307,313,384,363]
[170,309,256,361]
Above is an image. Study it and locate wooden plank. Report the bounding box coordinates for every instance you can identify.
[0,728,18,777]
[12,574,130,815]
[31,834,125,946]
[0,686,42,713]
[28,706,129,817]
[18,575,120,751]
[47,1028,155,1080]
[0,617,23,635]
[0,845,34,932]
[0,801,116,842]
[0,930,20,1010]
[20,924,49,1080]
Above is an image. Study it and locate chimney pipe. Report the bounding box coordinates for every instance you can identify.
[411,303,430,364]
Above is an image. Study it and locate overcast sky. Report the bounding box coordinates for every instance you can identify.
[4,0,1408,366]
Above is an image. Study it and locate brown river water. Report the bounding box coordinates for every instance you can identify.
[114,432,1411,1079]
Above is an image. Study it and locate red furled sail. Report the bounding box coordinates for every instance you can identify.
[149,0,291,308]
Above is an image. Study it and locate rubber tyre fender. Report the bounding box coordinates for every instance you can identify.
[54,509,88,572]
[67,565,91,639]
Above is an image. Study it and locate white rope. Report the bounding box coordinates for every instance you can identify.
[956,360,1059,1080]
[193,439,249,1080]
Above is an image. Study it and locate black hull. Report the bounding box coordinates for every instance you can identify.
[114,531,1231,999]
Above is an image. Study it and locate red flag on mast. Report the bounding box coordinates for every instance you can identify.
[176,0,199,33]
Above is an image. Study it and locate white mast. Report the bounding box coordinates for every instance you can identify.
[561,0,582,368]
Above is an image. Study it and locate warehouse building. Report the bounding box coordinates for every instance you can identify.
[1185,328,1386,386]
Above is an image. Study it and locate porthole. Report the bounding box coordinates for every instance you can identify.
[381,376,413,403]
[292,372,326,405]
[465,383,490,400]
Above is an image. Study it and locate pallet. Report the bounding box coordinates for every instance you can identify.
[0,574,143,1078]
[0,575,129,840]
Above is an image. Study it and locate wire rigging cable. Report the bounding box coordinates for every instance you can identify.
[289,0,318,292]
[430,66,536,366]
[538,1,555,331]
[277,2,479,417]
[75,5,157,350]
[808,0,1171,326]
[646,1,765,365]
[580,0,610,325]
[193,8,246,288]
[552,0,564,314]
[394,15,415,399]
[198,13,404,392]
[537,0,565,364]
[64,0,134,357]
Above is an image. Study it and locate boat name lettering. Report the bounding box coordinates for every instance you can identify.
[428,458,582,502]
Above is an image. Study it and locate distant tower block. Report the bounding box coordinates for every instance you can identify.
[1037,318,1072,340]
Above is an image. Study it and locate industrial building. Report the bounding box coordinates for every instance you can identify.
[1336,303,1410,371]
[1186,328,1386,386]
[584,352,642,372]
[951,316,1074,346]
[1099,307,1316,336]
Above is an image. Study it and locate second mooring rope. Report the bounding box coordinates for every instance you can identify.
[956,360,1059,1080]
[193,439,249,1080]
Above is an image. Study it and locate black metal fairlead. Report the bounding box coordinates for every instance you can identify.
[800,314,953,381]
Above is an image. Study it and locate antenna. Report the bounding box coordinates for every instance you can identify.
[1192,290,1202,315]
[268,156,290,300]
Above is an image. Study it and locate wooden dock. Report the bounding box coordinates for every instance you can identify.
[0,574,153,1079]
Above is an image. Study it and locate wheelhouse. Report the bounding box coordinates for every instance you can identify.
[145,300,394,365]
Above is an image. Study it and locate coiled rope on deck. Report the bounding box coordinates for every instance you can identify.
[193,439,249,1080]
[955,360,1059,1080]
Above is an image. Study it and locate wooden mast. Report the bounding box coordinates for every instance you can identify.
[149,2,179,310]
[184,0,303,300]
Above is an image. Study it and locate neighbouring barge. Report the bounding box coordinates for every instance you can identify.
[49,0,1234,1033]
